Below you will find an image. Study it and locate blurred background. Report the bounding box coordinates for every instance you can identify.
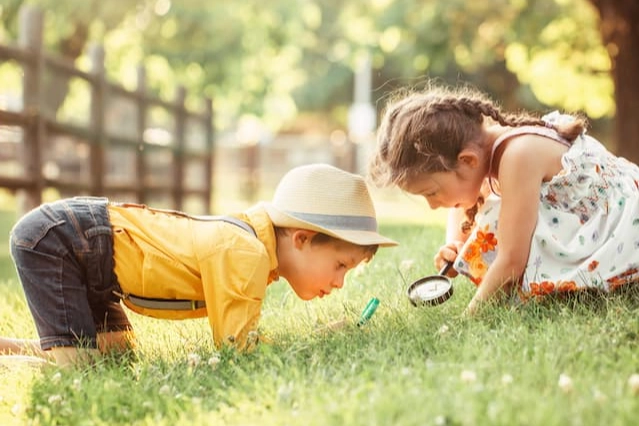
[0,0,635,222]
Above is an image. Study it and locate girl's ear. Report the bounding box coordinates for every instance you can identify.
[457,149,480,168]
[292,229,318,249]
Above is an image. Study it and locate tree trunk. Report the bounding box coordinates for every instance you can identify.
[590,0,639,163]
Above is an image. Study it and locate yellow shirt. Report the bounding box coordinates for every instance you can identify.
[107,203,279,350]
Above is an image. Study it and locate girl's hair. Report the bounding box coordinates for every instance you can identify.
[273,227,378,260]
[369,81,587,233]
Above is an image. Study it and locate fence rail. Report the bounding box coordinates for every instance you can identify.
[0,5,214,216]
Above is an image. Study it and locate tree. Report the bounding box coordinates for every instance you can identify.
[589,0,639,161]
[289,0,616,141]
[0,0,138,115]
[2,0,635,159]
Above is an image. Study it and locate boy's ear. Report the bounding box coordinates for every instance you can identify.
[292,229,317,248]
[458,149,480,168]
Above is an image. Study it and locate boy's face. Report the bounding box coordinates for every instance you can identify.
[282,230,370,300]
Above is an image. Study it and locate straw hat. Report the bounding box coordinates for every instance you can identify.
[263,164,398,247]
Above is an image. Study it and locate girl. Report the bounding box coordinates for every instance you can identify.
[369,82,639,315]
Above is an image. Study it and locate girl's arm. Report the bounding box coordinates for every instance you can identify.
[433,208,466,276]
[445,207,467,244]
[465,135,565,314]
[436,179,491,275]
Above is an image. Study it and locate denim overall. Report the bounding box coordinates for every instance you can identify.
[9,197,131,350]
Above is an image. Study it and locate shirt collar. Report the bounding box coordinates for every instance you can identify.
[240,205,280,283]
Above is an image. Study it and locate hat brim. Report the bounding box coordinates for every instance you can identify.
[263,203,398,247]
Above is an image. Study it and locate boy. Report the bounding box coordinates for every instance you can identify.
[0,164,397,366]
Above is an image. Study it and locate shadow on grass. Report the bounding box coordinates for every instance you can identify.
[520,284,639,315]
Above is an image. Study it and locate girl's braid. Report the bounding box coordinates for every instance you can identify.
[461,194,485,235]
[471,95,586,140]
[459,96,544,128]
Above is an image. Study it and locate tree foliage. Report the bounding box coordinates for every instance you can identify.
[0,0,617,136]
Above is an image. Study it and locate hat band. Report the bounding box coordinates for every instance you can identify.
[285,211,378,232]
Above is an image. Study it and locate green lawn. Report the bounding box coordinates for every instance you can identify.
[1,212,639,425]
[0,209,18,283]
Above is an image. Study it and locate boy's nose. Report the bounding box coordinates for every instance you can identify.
[332,277,345,289]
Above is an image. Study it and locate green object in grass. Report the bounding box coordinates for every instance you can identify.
[357,297,380,327]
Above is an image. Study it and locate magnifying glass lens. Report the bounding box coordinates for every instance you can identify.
[407,276,453,306]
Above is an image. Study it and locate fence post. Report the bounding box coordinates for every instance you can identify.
[204,97,214,213]
[135,66,147,204]
[89,43,106,196]
[173,86,186,210]
[17,5,45,215]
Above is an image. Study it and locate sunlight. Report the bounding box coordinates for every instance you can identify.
[380,27,401,53]
[154,0,171,17]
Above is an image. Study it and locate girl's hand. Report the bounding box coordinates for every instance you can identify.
[433,241,463,277]
[462,299,480,317]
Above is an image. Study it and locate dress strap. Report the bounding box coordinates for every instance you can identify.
[487,126,572,195]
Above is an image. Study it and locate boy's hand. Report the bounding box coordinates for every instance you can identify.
[325,318,348,331]
[314,318,348,334]
[434,241,463,277]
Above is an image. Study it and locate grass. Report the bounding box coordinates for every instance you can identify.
[1,208,639,425]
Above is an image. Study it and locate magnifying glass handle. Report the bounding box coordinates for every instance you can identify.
[439,261,453,276]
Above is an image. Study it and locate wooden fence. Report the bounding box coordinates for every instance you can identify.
[0,6,214,216]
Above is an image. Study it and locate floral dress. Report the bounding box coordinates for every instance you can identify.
[455,112,639,301]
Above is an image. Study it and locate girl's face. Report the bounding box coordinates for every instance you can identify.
[401,153,486,210]
[283,232,370,300]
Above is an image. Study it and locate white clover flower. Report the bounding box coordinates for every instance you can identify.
[187,353,201,368]
[558,373,573,393]
[434,415,447,426]
[159,384,171,395]
[460,370,477,383]
[593,389,607,403]
[277,383,293,402]
[208,354,221,368]
[72,378,82,391]
[627,373,639,394]
[501,374,513,385]
[47,395,63,404]
[51,372,62,383]
[437,324,450,335]
[11,404,22,416]
[400,259,415,271]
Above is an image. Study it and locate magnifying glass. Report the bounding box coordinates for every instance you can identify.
[407,262,454,307]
